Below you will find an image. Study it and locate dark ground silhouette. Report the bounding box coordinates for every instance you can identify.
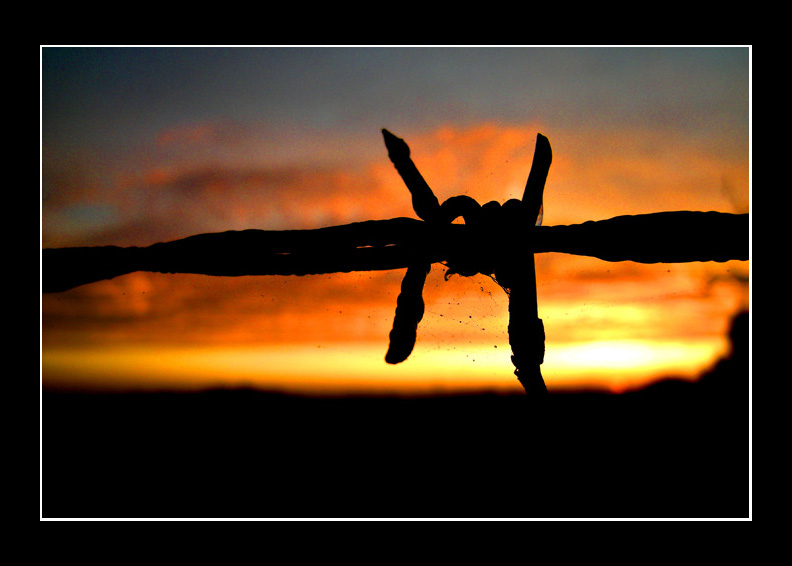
[41,311,749,519]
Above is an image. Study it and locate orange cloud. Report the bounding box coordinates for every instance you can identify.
[43,119,748,248]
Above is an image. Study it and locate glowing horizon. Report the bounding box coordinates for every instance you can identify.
[41,332,729,395]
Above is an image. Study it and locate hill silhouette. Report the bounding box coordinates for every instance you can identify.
[41,311,748,519]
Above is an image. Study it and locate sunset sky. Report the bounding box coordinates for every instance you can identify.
[40,46,750,395]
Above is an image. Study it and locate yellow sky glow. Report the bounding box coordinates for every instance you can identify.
[42,333,725,395]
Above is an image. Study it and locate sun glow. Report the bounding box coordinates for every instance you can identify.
[42,331,727,396]
[543,338,725,393]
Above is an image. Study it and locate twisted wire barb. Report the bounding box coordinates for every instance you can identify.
[381,129,552,395]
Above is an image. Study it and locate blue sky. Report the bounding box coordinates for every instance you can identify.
[42,47,748,160]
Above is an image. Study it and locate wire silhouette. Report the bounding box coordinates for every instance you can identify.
[42,130,749,395]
